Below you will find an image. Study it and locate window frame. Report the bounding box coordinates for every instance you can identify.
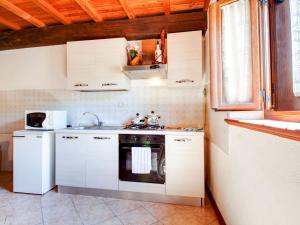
[209,0,262,111]
[268,0,300,111]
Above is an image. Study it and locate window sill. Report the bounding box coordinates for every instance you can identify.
[225,119,300,142]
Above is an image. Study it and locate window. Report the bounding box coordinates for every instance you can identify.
[269,0,300,110]
[209,0,261,111]
[289,0,300,97]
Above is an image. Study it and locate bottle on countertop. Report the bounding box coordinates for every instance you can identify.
[155,41,162,64]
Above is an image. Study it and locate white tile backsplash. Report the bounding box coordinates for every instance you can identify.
[0,87,204,132]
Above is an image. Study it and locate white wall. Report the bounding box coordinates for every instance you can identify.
[208,126,300,225]
[0,45,67,90]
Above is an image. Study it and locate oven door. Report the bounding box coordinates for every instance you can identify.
[26,112,47,129]
[119,143,165,184]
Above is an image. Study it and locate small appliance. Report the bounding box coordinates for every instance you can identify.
[13,130,55,194]
[119,134,165,184]
[25,110,67,130]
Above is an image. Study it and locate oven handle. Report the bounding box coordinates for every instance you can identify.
[119,146,162,150]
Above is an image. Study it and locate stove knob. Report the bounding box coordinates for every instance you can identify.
[131,136,138,142]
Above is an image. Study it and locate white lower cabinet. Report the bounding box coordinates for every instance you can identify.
[56,134,86,187]
[56,131,204,199]
[55,133,118,190]
[86,134,118,190]
[165,134,204,198]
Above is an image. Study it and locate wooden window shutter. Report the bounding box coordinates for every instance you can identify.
[209,0,261,111]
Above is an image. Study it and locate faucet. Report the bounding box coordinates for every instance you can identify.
[83,112,103,127]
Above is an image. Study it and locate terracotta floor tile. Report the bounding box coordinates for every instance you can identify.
[105,198,142,216]
[142,202,178,220]
[118,207,157,225]
[77,203,115,225]
[96,217,123,225]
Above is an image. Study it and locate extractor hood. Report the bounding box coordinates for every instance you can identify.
[121,64,167,80]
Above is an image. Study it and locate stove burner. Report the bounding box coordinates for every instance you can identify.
[125,124,164,130]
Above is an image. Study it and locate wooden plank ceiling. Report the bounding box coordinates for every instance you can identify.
[0,0,208,31]
[0,0,209,50]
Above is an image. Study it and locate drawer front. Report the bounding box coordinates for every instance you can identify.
[166,135,203,151]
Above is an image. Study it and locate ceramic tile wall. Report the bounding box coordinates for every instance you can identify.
[0,87,203,133]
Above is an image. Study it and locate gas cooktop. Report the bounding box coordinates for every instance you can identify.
[124,124,165,130]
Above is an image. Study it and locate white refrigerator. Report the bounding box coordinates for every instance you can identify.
[13,130,55,194]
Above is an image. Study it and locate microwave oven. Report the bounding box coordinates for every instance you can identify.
[25,110,67,130]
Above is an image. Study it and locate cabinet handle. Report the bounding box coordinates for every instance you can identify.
[176,79,195,84]
[174,138,192,142]
[93,137,111,140]
[12,135,25,138]
[62,136,79,139]
[102,83,118,86]
[74,83,88,87]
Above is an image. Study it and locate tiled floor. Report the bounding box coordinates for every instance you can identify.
[0,172,220,225]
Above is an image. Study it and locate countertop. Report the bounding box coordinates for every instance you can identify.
[55,127,204,136]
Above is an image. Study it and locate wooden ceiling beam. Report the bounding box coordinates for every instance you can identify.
[0,11,207,50]
[74,0,103,22]
[33,0,72,25]
[118,0,135,19]
[0,0,46,28]
[203,0,210,10]
[0,16,21,30]
[164,0,171,15]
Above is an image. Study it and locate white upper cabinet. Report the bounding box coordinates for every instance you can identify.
[67,38,130,91]
[0,45,67,90]
[167,31,203,87]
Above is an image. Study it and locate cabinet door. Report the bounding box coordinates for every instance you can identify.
[67,41,98,90]
[94,38,130,90]
[167,31,203,87]
[209,0,261,110]
[166,134,204,198]
[67,38,130,91]
[86,134,118,190]
[55,133,86,187]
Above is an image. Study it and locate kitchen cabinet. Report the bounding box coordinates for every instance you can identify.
[67,38,130,91]
[165,134,204,198]
[86,134,118,190]
[167,31,203,87]
[55,133,119,190]
[56,133,86,187]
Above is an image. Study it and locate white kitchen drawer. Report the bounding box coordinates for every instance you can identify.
[166,135,202,150]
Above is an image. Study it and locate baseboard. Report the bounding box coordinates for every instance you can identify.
[58,185,204,206]
[206,187,226,225]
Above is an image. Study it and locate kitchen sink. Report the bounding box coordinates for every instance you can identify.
[70,126,122,130]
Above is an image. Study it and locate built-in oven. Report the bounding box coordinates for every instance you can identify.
[119,134,165,184]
